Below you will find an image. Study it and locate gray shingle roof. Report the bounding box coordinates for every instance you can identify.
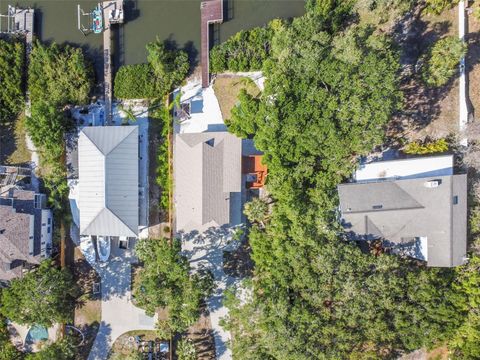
[78,126,139,237]
[174,132,242,233]
[0,189,48,281]
[338,174,467,267]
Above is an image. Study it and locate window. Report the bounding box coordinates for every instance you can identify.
[47,227,51,234]
[453,196,459,205]
[48,218,51,225]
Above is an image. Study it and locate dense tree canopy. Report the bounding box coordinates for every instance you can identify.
[114,40,189,99]
[29,41,92,106]
[0,314,22,360]
[220,1,470,358]
[0,38,24,123]
[133,239,212,337]
[24,338,75,360]
[0,260,78,327]
[114,64,157,99]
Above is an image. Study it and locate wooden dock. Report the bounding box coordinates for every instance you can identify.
[200,0,223,88]
[102,0,124,124]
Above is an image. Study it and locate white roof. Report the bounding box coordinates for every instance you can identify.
[355,155,453,182]
[78,126,139,237]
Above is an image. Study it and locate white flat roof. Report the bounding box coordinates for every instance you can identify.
[355,155,454,182]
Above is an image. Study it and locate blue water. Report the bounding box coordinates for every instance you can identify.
[25,325,48,343]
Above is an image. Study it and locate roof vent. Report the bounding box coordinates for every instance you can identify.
[424,180,440,188]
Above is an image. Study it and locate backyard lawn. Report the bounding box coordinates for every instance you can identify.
[0,115,30,165]
[213,76,261,121]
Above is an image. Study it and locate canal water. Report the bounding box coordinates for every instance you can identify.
[0,0,304,73]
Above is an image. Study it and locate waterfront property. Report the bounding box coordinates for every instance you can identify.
[338,155,467,267]
[0,180,52,283]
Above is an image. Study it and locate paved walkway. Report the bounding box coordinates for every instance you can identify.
[84,242,157,360]
[181,226,241,360]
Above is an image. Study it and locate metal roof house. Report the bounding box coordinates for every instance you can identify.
[0,188,52,282]
[174,132,242,233]
[78,126,139,237]
[338,155,467,267]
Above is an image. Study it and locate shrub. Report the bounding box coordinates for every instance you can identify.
[176,338,197,360]
[403,138,449,154]
[114,64,157,99]
[210,19,284,73]
[29,41,92,106]
[424,0,460,15]
[421,36,467,87]
[0,38,24,123]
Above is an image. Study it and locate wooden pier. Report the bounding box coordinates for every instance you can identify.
[200,0,223,88]
[101,0,124,124]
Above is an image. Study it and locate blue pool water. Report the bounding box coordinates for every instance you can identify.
[25,325,48,343]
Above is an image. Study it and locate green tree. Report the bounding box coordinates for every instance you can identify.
[219,1,467,358]
[176,338,197,360]
[133,239,212,337]
[114,64,156,99]
[25,101,70,163]
[424,0,460,15]
[0,38,24,123]
[421,36,467,87]
[29,41,92,106]
[449,256,480,359]
[147,39,189,95]
[0,314,22,360]
[24,338,75,360]
[243,198,269,226]
[0,260,79,327]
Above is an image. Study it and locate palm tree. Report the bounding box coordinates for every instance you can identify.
[243,197,269,227]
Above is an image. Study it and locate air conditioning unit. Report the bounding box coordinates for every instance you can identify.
[424,180,440,188]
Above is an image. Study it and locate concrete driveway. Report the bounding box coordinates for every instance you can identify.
[85,242,157,360]
[181,226,241,360]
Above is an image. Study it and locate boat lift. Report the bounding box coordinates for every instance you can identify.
[77,5,93,36]
[0,5,14,33]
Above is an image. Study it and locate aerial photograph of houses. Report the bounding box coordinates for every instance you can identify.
[0,0,480,359]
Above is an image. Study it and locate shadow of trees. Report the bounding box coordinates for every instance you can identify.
[388,4,462,144]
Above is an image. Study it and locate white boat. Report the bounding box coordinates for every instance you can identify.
[80,235,96,266]
[96,236,111,262]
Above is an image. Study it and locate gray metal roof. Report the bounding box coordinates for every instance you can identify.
[78,126,139,237]
[338,174,467,267]
[174,132,242,233]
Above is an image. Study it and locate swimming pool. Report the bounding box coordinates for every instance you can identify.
[25,325,48,343]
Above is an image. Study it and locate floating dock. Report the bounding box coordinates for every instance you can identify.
[200,0,223,88]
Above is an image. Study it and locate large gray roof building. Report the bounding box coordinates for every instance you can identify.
[338,156,467,267]
[78,126,139,237]
[174,132,242,233]
[0,188,52,282]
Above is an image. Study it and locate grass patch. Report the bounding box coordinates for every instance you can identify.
[213,77,261,121]
[7,115,30,165]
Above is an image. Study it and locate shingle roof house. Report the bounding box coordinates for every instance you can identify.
[174,132,242,233]
[0,188,52,282]
[338,155,467,267]
[78,126,139,237]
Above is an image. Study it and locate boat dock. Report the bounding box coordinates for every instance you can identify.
[200,0,223,88]
[102,0,124,124]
